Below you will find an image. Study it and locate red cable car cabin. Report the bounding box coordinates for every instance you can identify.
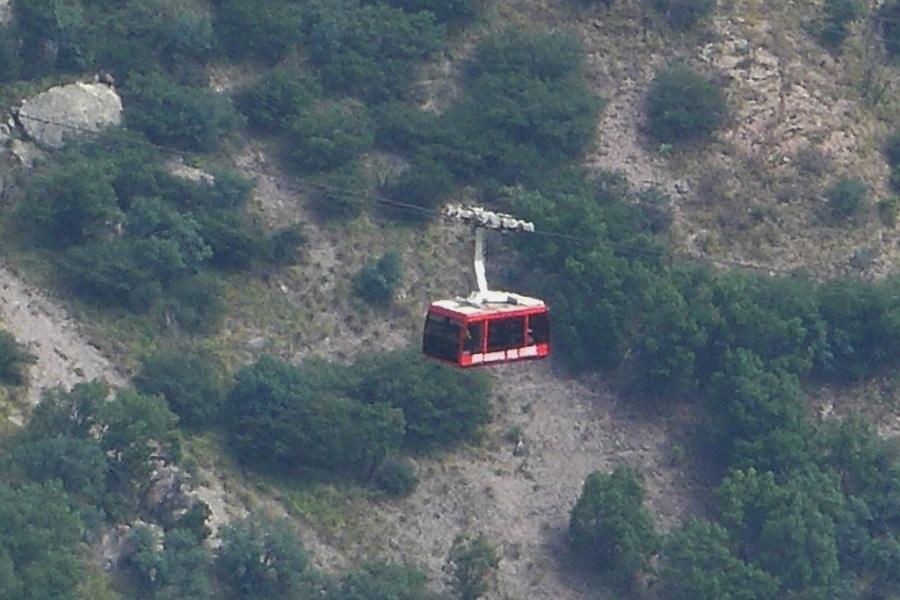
[423,294,550,367]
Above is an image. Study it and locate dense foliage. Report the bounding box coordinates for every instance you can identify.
[0,330,35,386]
[645,63,726,144]
[225,348,490,477]
[15,132,299,328]
[352,250,403,305]
[650,0,716,30]
[820,0,864,48]
[445,534,499,600]
[569,467,659,588]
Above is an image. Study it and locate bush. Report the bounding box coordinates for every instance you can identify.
[134,347,225,429]
[646,63,726,144]
[824,177,867,220]
[213,0,304,63]
[308,163,370,220]
[569,467,659,588]
[284,99,375,173]
[882,0,900,59]
[336,562,433,600]
[431,29,602,185]
[166,274,227,333]
[380,159,453,221]
[355,349,491,452]
[14,0,95,77]
[225,355,404,472]
[306,1,445,101]
[215,514,311,598]
[820,0,863,48]
[352,251,403,305]
[650,0,715,30]
[886,132,900,167]
[373,456,418,496]
[0,331,35,386]
[445,534,499,600]
[123,70,236,151]
[0,24,21,82]
[878,197,899,227]
[376,0,484,25]
[265,225,306,266]
[19,159,121,249]
[235,67,321,133]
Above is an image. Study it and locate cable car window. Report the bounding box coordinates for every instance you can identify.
[464,322,483,353]
[423,313,462,361]
[487,317,525,352]
[528,313,550,345]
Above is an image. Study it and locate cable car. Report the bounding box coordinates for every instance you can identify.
[423,295,550,367]
[422,205,550,367]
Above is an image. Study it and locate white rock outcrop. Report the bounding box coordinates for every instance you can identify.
[17,82,123,149]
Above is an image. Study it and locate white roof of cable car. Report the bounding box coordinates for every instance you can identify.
[430,293,546,316]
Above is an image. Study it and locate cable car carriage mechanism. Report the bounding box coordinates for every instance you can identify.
[423,205,550,367]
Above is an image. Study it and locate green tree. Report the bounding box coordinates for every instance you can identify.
[225,355,404,471]
[19,159,121,248]
[824,176,867,220]
[13,0,95,76]
[650,0,716,30]
[660,518,779,600]
[354,348,491,451]
[123,70,236,151]
[235,67,321,133]
[445,534,499,600]
[134,347,225,429]
[352,251,403,305]
[820,0,863,48]
[646,63,726,144]
[0,481,86,600]
[569,466,659,588]
[336,562,433,600]
[216,514,311,599]
[431,29,602,185]
[285,99,375,173]
[306,1,445,101]
[213,0,304,63]
[0,331,35,386]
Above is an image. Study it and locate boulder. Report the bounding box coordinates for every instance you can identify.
[17,82,123,149]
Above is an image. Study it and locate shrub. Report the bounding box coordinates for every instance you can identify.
[265,225,306,266]
[824,177,867,220]
[235,67,321,133]
[352,251,403,305]
[215,515,311,598]
[134,347,226,429]
[306,1,445,101]
[166,274,227,333]
[0,331,35,386]
[886,132,900,167]
[650,0,716,30]
[213,0,304,63]
[225,355,404,471]
[123,70,236,151]
[445,534,499,600]
[569,467,659,588]
[882,0,900,59]
[337,562,433,600]
[646,63,726,144]
[878,197,899,226]
[284,99,375,173]
[308,163,370,220]
[380,159,453,221]
[820,0,863,48]
[432,29,602,185]
[377,0,484,25]
[0,24,21,82]
[19,159,121,249]
[14,0,95,77]
[354,349,491,451]
[373,456,418,496]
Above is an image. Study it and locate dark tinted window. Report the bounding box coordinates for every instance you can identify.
[487,316,525,352]
[464,322,483,353]
[423,313,461,361]
[528,312,550,345]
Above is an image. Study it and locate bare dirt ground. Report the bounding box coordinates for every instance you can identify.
[0,262,126,424]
